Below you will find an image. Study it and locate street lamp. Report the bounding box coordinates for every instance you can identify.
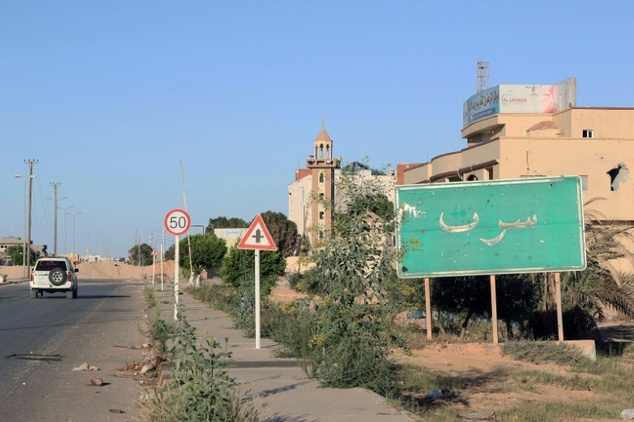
[48,185,66,256]
[60,205,74,254]
[83,224,95,255]
[68,211,81,257]
[15,172,36,278]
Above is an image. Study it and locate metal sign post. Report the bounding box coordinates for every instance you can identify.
[238,214,277,349]
[164,209,191,321]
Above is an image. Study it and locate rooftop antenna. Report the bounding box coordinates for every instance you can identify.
[477,61,490,92]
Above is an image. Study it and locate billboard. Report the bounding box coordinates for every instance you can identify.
[463,77,576,126]
[395,176,586,278]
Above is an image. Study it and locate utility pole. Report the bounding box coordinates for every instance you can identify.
[25,160,37,271]
[50,182,61,256]
[83,224,95,256]
[69,211,81,258]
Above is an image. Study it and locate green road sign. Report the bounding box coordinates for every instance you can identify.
[395,176,586,278]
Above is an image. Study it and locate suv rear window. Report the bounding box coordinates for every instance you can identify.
[35,260,69,272]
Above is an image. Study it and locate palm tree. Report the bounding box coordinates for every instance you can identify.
[555,198,634,338]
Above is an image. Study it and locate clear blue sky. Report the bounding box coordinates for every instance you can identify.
[2,1,633,259]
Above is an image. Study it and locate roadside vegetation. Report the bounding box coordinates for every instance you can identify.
[139,288,260,422]
[139,163,634,420]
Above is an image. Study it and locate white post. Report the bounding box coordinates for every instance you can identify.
[490,274,499,344]
[425,277,432,340]
[152,253,156,285]
[555,272,564,341]
[174,235,180,321]
[160,228,164,292]
[255,249,261,349]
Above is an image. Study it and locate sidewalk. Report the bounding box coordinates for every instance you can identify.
[153,286,419,422]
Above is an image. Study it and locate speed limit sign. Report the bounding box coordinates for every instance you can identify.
[164,208,191,236]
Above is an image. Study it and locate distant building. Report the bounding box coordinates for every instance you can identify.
[0,236,46,263]
[214,228,248,247]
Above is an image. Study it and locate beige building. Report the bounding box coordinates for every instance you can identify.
[399,80,634,273]
[289,126,395,249]
[288,126,340,248]
[0,236,46,264]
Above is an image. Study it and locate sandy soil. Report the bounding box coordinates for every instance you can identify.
[0,260,175,281]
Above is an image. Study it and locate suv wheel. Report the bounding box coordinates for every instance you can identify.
[49,268,67,286]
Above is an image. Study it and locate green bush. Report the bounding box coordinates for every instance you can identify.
[189,283,236,313]
[140,316,259,422]
[220,246,286,288]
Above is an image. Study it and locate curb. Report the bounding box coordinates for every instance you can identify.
[156,361,173,390]
[0,280,24,286]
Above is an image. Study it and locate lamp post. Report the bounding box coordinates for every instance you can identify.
[69,212,81,257]
[48,183,65,256]
[191,224,206,234]
[94,232,101,257]
[60,205,74,255]
[83,224,95,256]
[15,170,37,278]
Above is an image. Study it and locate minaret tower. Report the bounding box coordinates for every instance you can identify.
[305,121,340,245]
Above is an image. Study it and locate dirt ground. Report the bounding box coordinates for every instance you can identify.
[3,260,633,420]
[267,275,634,421]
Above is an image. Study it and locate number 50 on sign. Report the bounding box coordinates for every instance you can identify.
[164,209,191,236]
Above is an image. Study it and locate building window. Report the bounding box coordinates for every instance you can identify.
[319,193,325,202]
[582,129,594,138]
[319,211,324,220]
[319,172,324,183]
[486,167,494,180]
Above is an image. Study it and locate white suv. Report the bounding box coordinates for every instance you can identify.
[30,257,79,299]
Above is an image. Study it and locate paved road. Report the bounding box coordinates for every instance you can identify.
[0,279,147,422]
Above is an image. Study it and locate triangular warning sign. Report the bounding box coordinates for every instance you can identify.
[237,214,278,251]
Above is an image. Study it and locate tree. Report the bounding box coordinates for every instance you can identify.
[165,244,175,261]
[207,216,249,233]
[178,234,227,278]
[128,243,153,266]
[7,245,37,266]
[292,161,401,394]
[260,211,298,258]
[546,199,634,339]
[220,246,286,289]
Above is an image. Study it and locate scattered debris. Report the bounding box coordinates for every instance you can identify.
[621,408,634,420]
[128,343,152,350]
[140,363,155,374]
[72,362,99,371]
[459,411,496,420]
[109,409,125,414]
[90,377,104,387]
[7,353,63,361]
[425,389,444,400]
